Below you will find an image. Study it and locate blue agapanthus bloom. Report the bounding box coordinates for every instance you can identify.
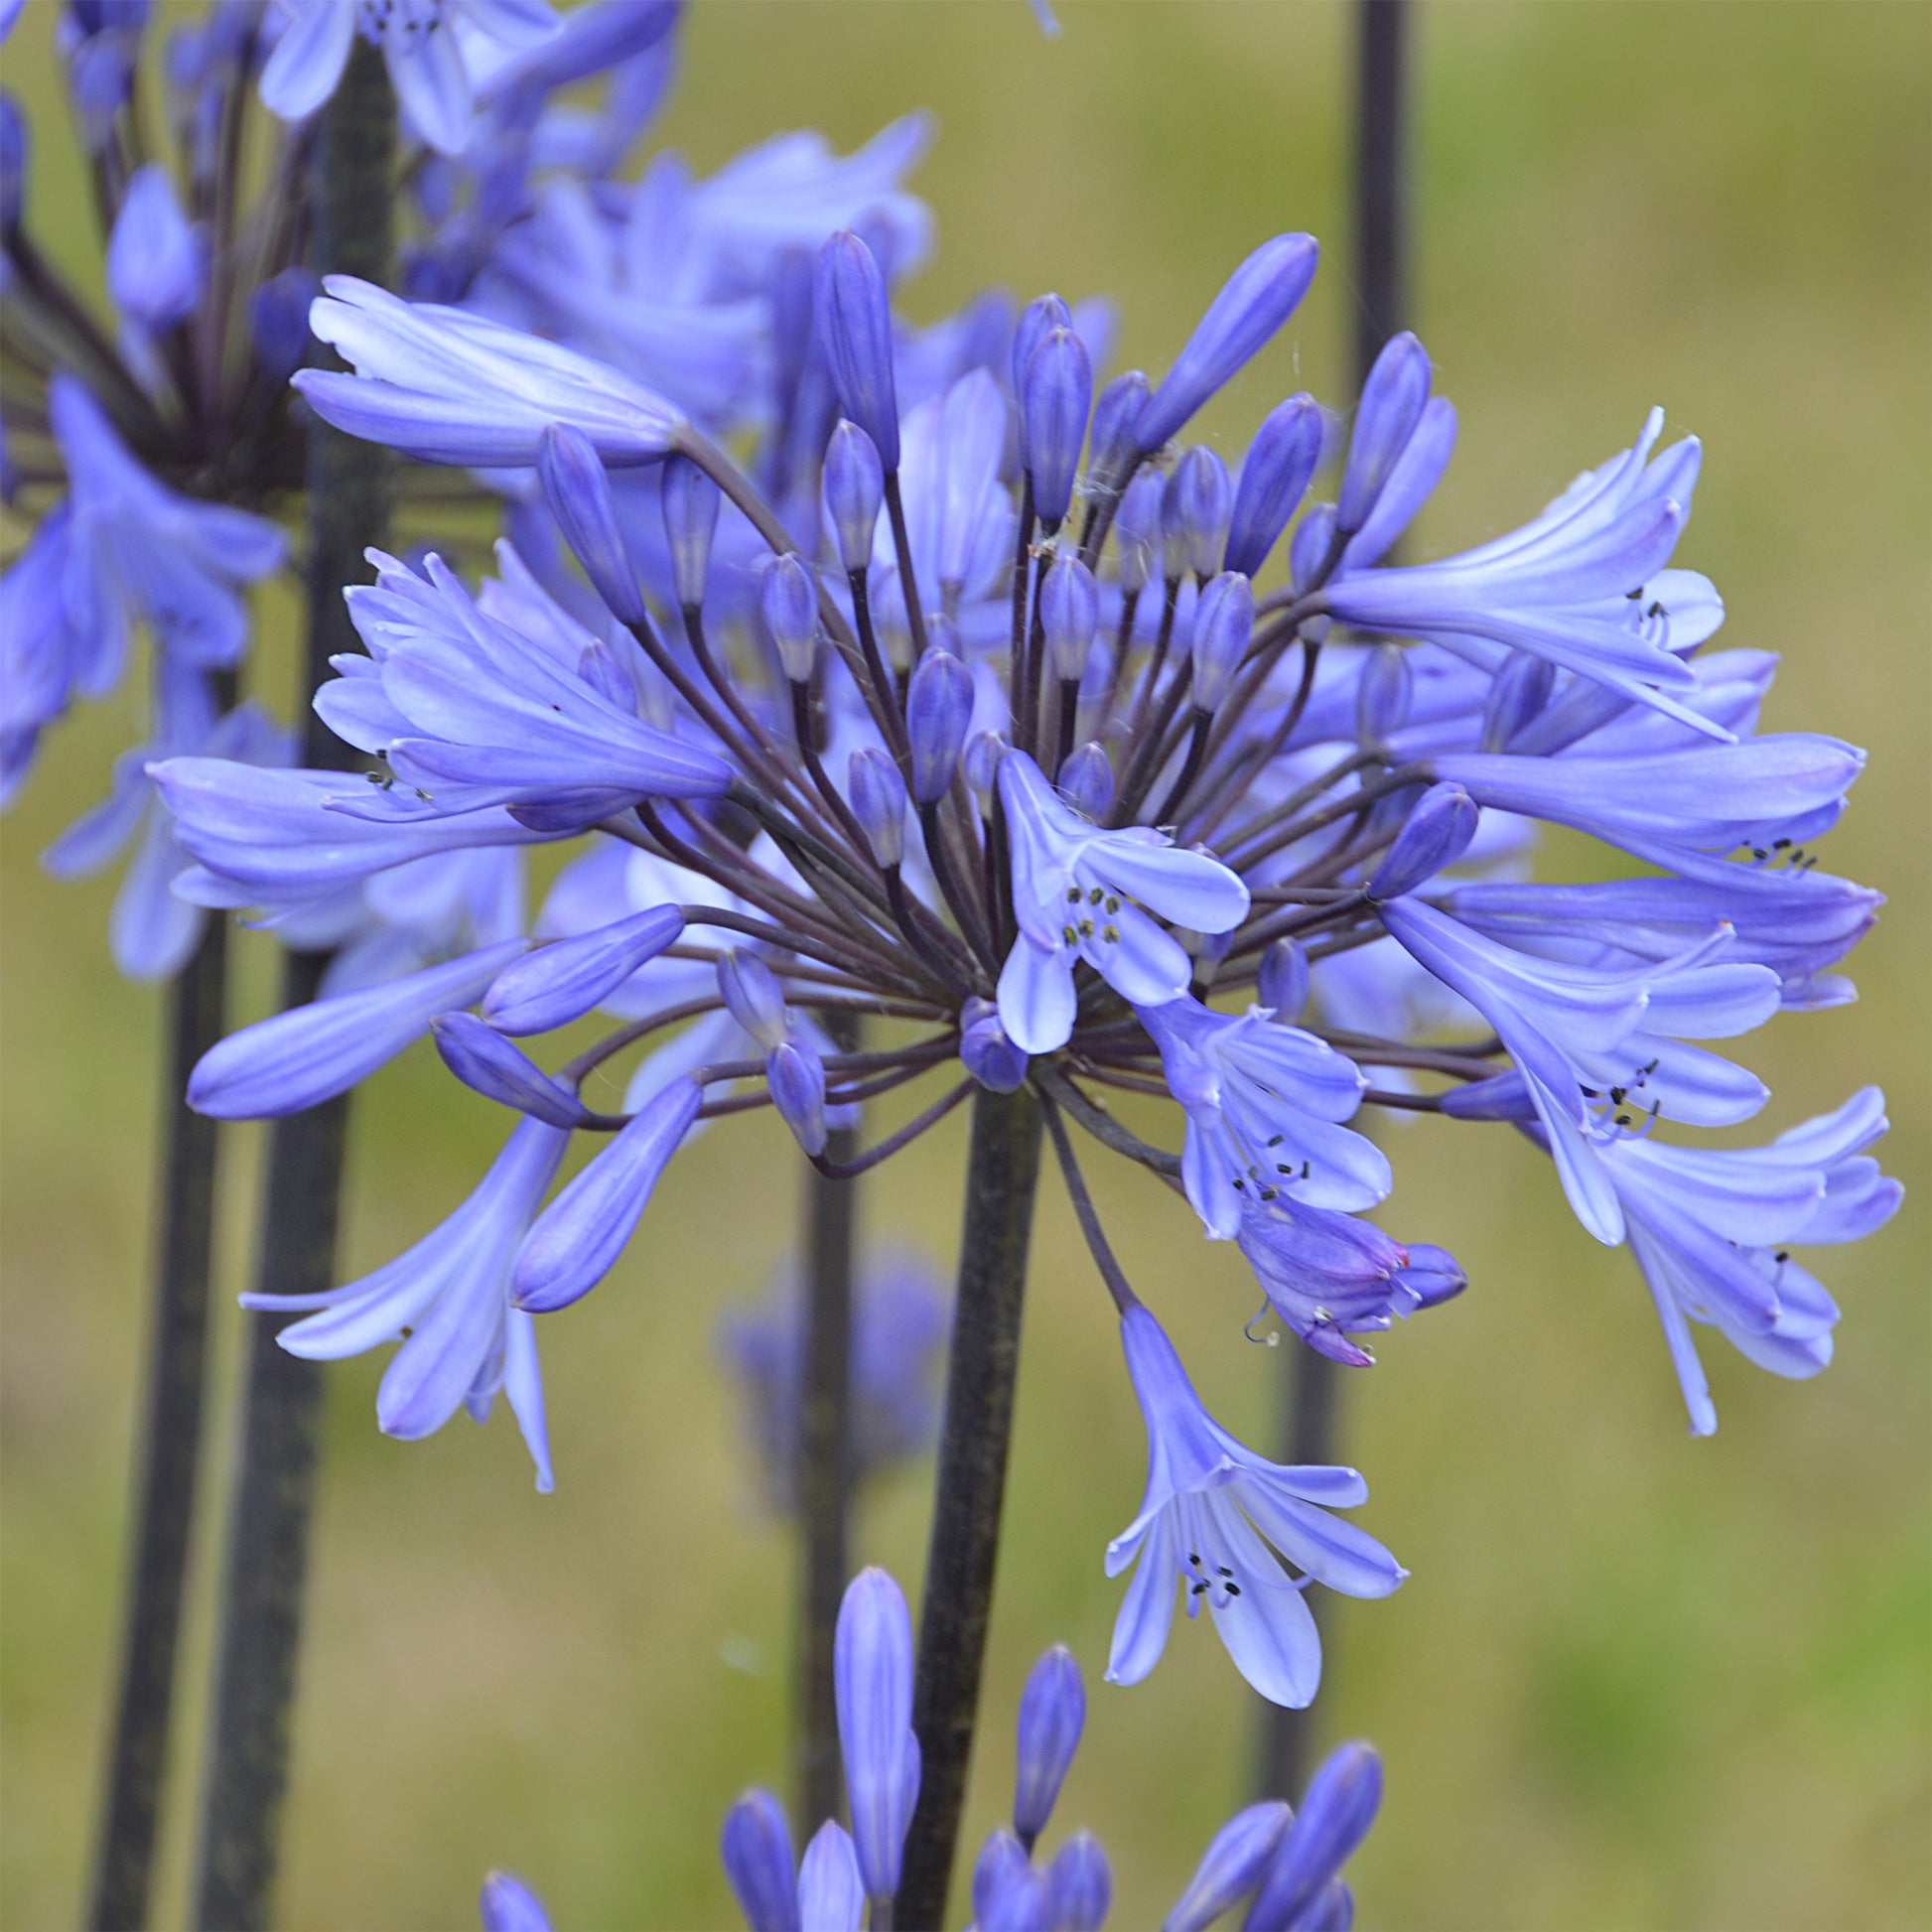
[155,134,1892,1717]
[719,1249,949,1510]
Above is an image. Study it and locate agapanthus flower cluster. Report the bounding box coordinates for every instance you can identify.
[145,106,1895,1721]
[481,1567,1383,1931]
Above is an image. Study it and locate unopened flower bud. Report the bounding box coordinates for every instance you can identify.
[1057,741,1114,821]
[540,425,646,625]
[1480,651,1556,752]
[960,996,1028,1093]
[759,552,820,682]
[431,1014,587,1129]
[1338,332,1430,535]
[1041,554,1100,683]
[1290,500,1339,594]
[718,1791,795,1932]
[849,745,907,868]
[107,162,206,329]
[1225,394,1323,578]
[815,229,900,471]
[1011,292,1071,416]
[767,1037,828,1157]
[248,265,317,386]
[823,418,884,575]
[1,95,30,232]
[480,1870,552,1932]
[1167,1802,1294,1932]
[871,564,913,672]
[660,454,720,609]
[1088,368,1151,482]
[1355,642,1413,746]
[1043,1833,1112,1932]
[1165,446,1232,581]
[483,906,685,1036]
[1013,1645,1085,1847]
[1022,327,1092,534]
[719,950,788,1052]
[1257,937,1311,1022]
[1191,570,1253,712]
[1133,232,1319,453]
[905,648,973,804]
[963,730,1006,812]
[1113,468,1164,594]
[1247,1742,1384,1932]
[1367,781,1479,899]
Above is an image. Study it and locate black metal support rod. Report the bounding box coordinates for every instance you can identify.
[1256,0,1410,1810]
[796,1013,862,1830]
[896,1087,1043,1932]
[189,41,394,1931]
[85,911,230,1932]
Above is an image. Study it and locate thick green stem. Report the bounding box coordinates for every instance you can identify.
[896,1087,1043,1930]
[85,908,229,1932]
[189,41,394,1929]
[796,1012,862,1829]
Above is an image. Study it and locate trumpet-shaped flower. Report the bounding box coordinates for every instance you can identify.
[997,752,1250,1052]
[1106,1307,1404,1709]
[245,1118,569,1488]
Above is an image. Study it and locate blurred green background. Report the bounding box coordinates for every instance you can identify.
[3,2,1928,1927]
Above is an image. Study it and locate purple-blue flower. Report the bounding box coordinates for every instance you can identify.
[1106,1306,1404,1708]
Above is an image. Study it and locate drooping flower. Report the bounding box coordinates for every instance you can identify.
[244,1118,569,1489]
[1106,1306,1404,1708]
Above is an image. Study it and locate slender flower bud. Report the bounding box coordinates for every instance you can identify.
[1480,650,1557,752]
[835,1568,920,1904]
[480,1870,553,1932]
[963,730,1006,813]
[249,265,318,385]
[815,229,900,471]
[189,940,526,1119]
[106,161,206,329]
[1011,293,1071,426]
[483,906,685,1036]
[823,419,885,575]
[1044,1834,1112,1932]
[1041,554,1100,683]
[905,648,973,803]
[540,426,646,625]
[0,95,28,232]
[1114,468,1164,594]
[973,1830,1032,1930]
[1057,741,1115,821]
[1257,937,1311,1022]
[1355,642,1413,746]
[871,564,913,672]
[720,1791,799,1932]
[1225,394,1324,578]
[719,950,790,1052]
[1164,1801,1293,1932]
[432,1014,588,1129]
[1191,571,1254,712]
[1290,501,1339,593]
[661,454,721,609]
[1165,447,1232,581]
[1022,327,1092,534]
[1089,368,1152,481]
[1134,233,1319,453]
[849,746,907,868]
[1368,781,1479,899]
[1337,332,1430,534]
[513,1077,703,1312]
[796,1821,864,1932]
[768,1038,829,1157]
[1246,1742,1383,1931]
[760,553,821,682]
[960,996,1029,1094]
[1013,1645,1085,1848]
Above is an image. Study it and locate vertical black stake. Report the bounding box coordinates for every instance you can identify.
[1256,0,1412,1807]
[189,41,394,1932]
[897,1086,1043,1932]
[796,1012,861,1831]
[86,848,232,1932]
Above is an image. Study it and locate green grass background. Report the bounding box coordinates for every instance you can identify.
[2,2,1928,1927]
